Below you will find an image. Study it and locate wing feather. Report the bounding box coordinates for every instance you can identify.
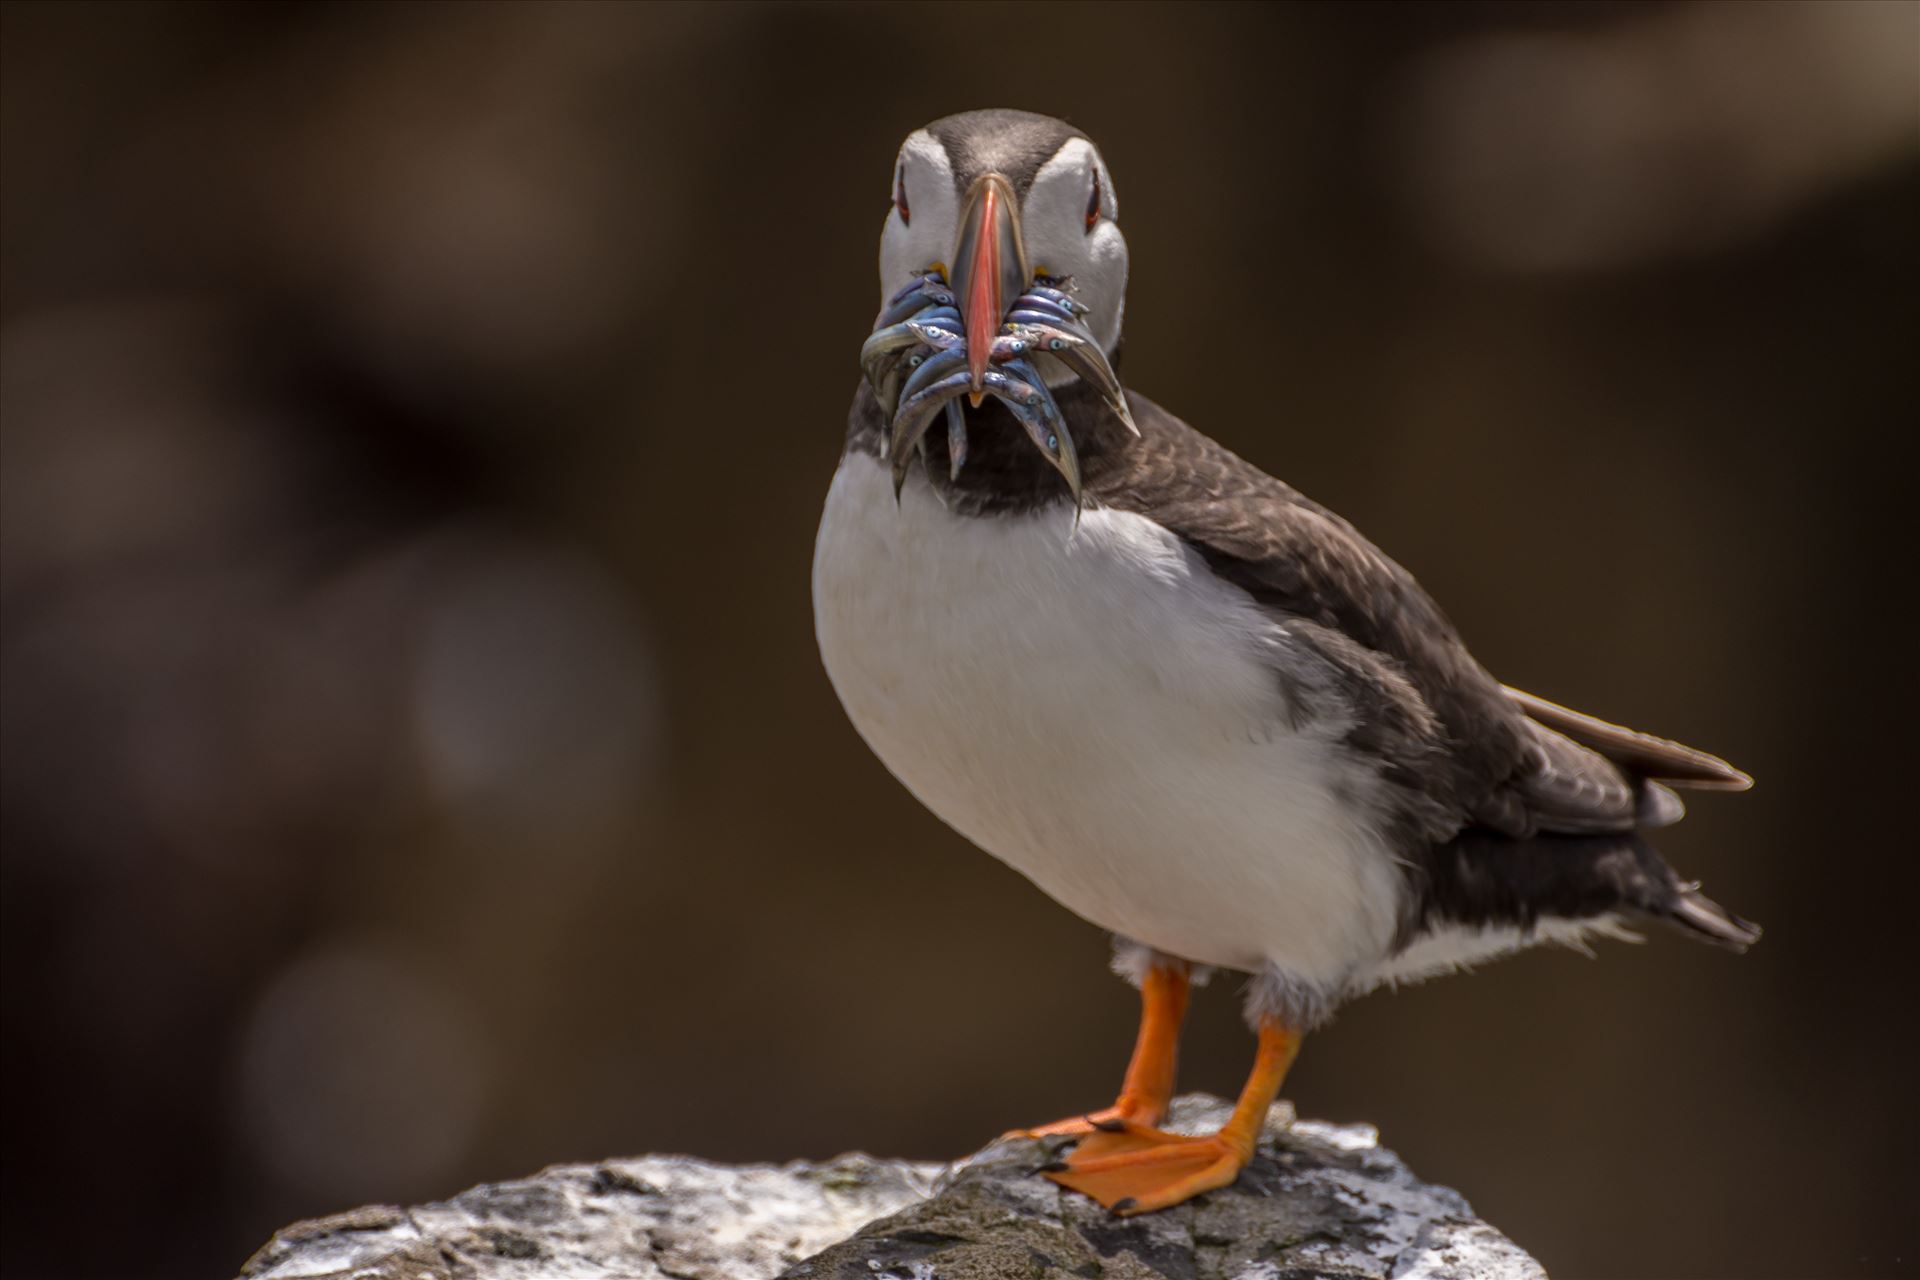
[1503,686,1753,791]
[1087,391,1751,849]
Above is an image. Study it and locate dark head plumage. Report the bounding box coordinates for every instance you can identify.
[925,109,1087,201]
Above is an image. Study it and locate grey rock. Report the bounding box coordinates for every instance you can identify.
[786,1097,1543,1280]
[238,1152,942,1280]
[238,1096,1544,1280]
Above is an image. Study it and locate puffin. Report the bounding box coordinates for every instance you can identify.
[812,108,1757,1217]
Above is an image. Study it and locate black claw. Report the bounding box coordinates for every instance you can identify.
[1111,1197,1138,1214]
[1090,1116,1128,1133]
[1037,1160,1070,1174]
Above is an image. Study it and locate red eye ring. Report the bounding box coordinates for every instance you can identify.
[1084,168,1101,232]
[895,165,911,226]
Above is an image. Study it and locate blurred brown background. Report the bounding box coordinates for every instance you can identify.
[3,2,1916,1277]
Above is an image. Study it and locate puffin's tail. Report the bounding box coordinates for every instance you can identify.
[1664,884,1762,952]
[1496,685,1759,950]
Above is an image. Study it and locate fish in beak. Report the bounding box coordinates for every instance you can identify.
[860,177,1131,510]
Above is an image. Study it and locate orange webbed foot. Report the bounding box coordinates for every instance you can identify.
[1040,1017,1302,1216]
[1040,1125,1252,1214]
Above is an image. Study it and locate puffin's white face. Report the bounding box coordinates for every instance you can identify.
[878,129,1128,356]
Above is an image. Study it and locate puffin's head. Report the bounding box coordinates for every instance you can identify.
[879,109,1128,371]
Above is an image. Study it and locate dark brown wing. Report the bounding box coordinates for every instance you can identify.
[1087,391,1761,949]
[1087,390,1706,845]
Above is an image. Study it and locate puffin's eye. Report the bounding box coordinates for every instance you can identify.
[895,165,911,226]
[1084,167,1101,233]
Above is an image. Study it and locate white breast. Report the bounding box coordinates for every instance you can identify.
[811,452,1405,984]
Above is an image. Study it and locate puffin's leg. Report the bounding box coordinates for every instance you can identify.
[1042,1017,1302,1215]
[1006,961,1191,1140]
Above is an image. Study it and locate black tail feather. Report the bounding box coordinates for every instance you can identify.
[1407,828,1761,954]
[1666,890,1762,951]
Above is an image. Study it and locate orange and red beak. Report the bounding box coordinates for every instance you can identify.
[948,173,1031,406]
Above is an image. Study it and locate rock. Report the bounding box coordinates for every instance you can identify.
[238,1096,1544,1280]
[237,1152,942,1280]
[784,1097,1544,1280]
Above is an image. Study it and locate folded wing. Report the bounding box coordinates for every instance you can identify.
[1504,686,1753,791]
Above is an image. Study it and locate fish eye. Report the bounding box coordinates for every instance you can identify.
[1049,338,1065,350]
[895,164,911,226]
[907,354,923,367]
[1046,432,1059,451]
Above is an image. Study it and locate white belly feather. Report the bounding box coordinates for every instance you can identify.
[812,453,1405,984]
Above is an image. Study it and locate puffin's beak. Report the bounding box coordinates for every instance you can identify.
[950,173,1030,406]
